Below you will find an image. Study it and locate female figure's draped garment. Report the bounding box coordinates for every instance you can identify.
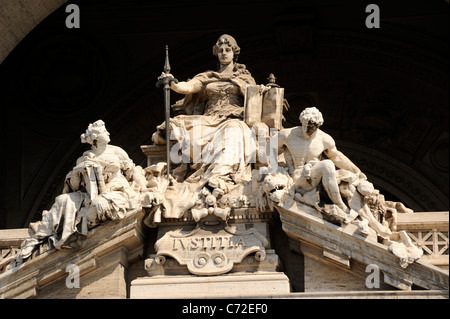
[16,146,142,261]
[153,64,259,219]
[172,65,254,118]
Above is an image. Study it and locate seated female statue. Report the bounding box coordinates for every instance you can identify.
[153,33,256,142]
[154,35,261,180]
[150,35,261,219]
[15,120,147,262]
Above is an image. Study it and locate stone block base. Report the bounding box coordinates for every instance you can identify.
[130,271,290,298]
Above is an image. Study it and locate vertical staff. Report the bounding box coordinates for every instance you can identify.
[156,45,178,178]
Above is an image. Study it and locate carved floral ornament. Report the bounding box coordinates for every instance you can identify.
[11,35,426,275]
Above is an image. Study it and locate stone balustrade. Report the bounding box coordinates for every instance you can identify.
[396,212,449,270]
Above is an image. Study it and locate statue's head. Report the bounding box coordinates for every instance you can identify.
[299,107,324,137]
[212,34,240,63]
[80,120,110,147]
[299,107,324,127]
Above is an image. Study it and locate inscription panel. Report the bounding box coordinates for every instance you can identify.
[153,225,268,275]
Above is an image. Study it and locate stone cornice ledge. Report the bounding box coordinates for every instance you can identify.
[275,203,449,292]
[0,209,143,299]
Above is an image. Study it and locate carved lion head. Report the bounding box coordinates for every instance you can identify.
[262,172,295,208]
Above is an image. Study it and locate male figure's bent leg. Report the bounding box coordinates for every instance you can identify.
[312,160,349,212]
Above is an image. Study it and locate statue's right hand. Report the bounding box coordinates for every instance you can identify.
[158,72,174,81]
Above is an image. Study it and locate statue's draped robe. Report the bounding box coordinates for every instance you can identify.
[16,146,142,261]
[155,65,258,219]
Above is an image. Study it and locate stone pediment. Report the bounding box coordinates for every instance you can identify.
[275,202,449,291]
[1,205,448,298]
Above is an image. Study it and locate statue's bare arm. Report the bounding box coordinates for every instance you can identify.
[170,78,203,95]
[323,134,360,174]
[276,130,289,155]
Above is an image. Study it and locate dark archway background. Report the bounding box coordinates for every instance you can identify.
[0,0,448,228]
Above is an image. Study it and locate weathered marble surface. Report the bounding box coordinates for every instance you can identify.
[5,35,445,300]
